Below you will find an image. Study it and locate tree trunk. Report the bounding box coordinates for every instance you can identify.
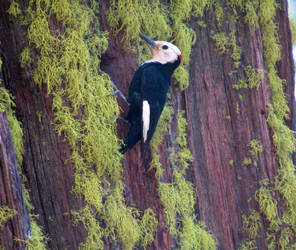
[0,0,295,249]
[0,113,29,249]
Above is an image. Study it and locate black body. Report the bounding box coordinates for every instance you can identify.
[120,58,181,157]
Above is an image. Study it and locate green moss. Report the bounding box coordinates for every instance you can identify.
[171,111,193,171]
[170,1,197,89]
[214,2,223,27]
[242,210,262,240]
[125,0,217,235]
[192,0,212,17]
[20,47,33,68]
[242,157,252,166]
[18,188,48,249]
[197,21,206,28]
[159,111,215,248]
[233,65,264,90]
[229,30,241,69]
[1,58,46,248]
[248,139,263,160]
[238,240,256,250]
[150,105,173,178]
[180,217,216,250]
[72,206,104,249]
[211,32,229,54]
[255,180,280,231]
[7,1,22,18]
[0,206,17,229]
[107,0,208,90]
[279,227,293,249]
[211,30,241,70]
[233,2,296,247]
[139,209,158,248]
[258,0,296,244]
[107,0,171,49]
[245,65,264,89]
[241,139,264,167]
[236,103,240,114]
[243,1,259,31]
[24,219,48,250]
[0,87,23,166]
[265,232,276,250]
[12,0,159,248]
[103,196,142,250]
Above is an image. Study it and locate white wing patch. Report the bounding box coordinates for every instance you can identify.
[142,100,150,142]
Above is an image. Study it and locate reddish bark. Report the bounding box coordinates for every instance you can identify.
[0,1,87,249]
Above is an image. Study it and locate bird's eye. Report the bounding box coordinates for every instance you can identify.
[162,45,168,50]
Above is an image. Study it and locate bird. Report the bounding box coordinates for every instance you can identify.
[119,34,182,160]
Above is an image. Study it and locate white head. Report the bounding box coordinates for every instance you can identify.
[140,34,182,64]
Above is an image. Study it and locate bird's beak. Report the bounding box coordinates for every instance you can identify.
[139,34,157,48]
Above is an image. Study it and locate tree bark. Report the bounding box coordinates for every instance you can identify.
[0,0,295,249]
[0,1,87,249]
[0,113,29,250]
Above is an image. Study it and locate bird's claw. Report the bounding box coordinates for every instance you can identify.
[109,90,120,96]
[108,81,129,105]
[117,116,129,123]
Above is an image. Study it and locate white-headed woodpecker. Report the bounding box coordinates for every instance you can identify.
[119,34,182,159]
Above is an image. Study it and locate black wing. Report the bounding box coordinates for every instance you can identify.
[140,65,169,158]
[126,66,144,123]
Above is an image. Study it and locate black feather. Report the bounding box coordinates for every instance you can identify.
[120,59,180,160]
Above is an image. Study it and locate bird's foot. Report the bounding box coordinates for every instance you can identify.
[117,116,129,123]
[108,81,129,105]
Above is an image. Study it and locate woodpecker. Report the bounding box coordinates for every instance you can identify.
[119,34,182,159]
